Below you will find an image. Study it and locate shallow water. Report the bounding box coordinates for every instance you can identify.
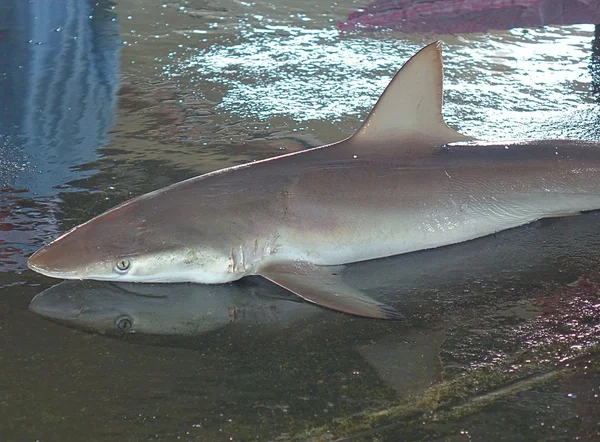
[2,0,600,440]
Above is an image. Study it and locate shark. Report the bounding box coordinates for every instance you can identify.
[28,41,600,320]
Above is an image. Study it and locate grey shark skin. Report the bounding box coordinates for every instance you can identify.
[29,280,318,336]
[27,42,600,320]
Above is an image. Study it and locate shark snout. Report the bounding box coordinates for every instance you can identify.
[27,223,100,279]
[27,247,50,273]
[27,245,81,279]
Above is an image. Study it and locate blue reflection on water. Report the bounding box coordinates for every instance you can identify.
[0,0,120,271]
[0,0,120,196]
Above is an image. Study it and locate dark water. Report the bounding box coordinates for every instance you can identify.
[2,1,600,441]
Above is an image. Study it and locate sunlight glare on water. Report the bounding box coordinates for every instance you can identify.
[162,18,595,140]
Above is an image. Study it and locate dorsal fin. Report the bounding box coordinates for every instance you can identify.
[351,41,471,145]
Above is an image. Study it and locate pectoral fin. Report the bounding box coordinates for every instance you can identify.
[258,262,404,320]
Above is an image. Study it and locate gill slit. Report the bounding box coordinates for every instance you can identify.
[230,234,280,275]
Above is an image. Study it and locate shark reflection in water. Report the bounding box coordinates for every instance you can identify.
[29,279,321,337]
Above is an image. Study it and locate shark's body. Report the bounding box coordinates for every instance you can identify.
[28,42,600,320]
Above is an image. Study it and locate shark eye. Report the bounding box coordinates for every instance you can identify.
[115,315,133,330]
[115,258,131,273]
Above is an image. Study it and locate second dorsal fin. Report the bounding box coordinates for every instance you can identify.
[351,41,471,146]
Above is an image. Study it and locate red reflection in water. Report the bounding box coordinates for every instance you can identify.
[537,276,600,316]
[0,186,60,273]
[340,0,600,33]
[528,275,600,361]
